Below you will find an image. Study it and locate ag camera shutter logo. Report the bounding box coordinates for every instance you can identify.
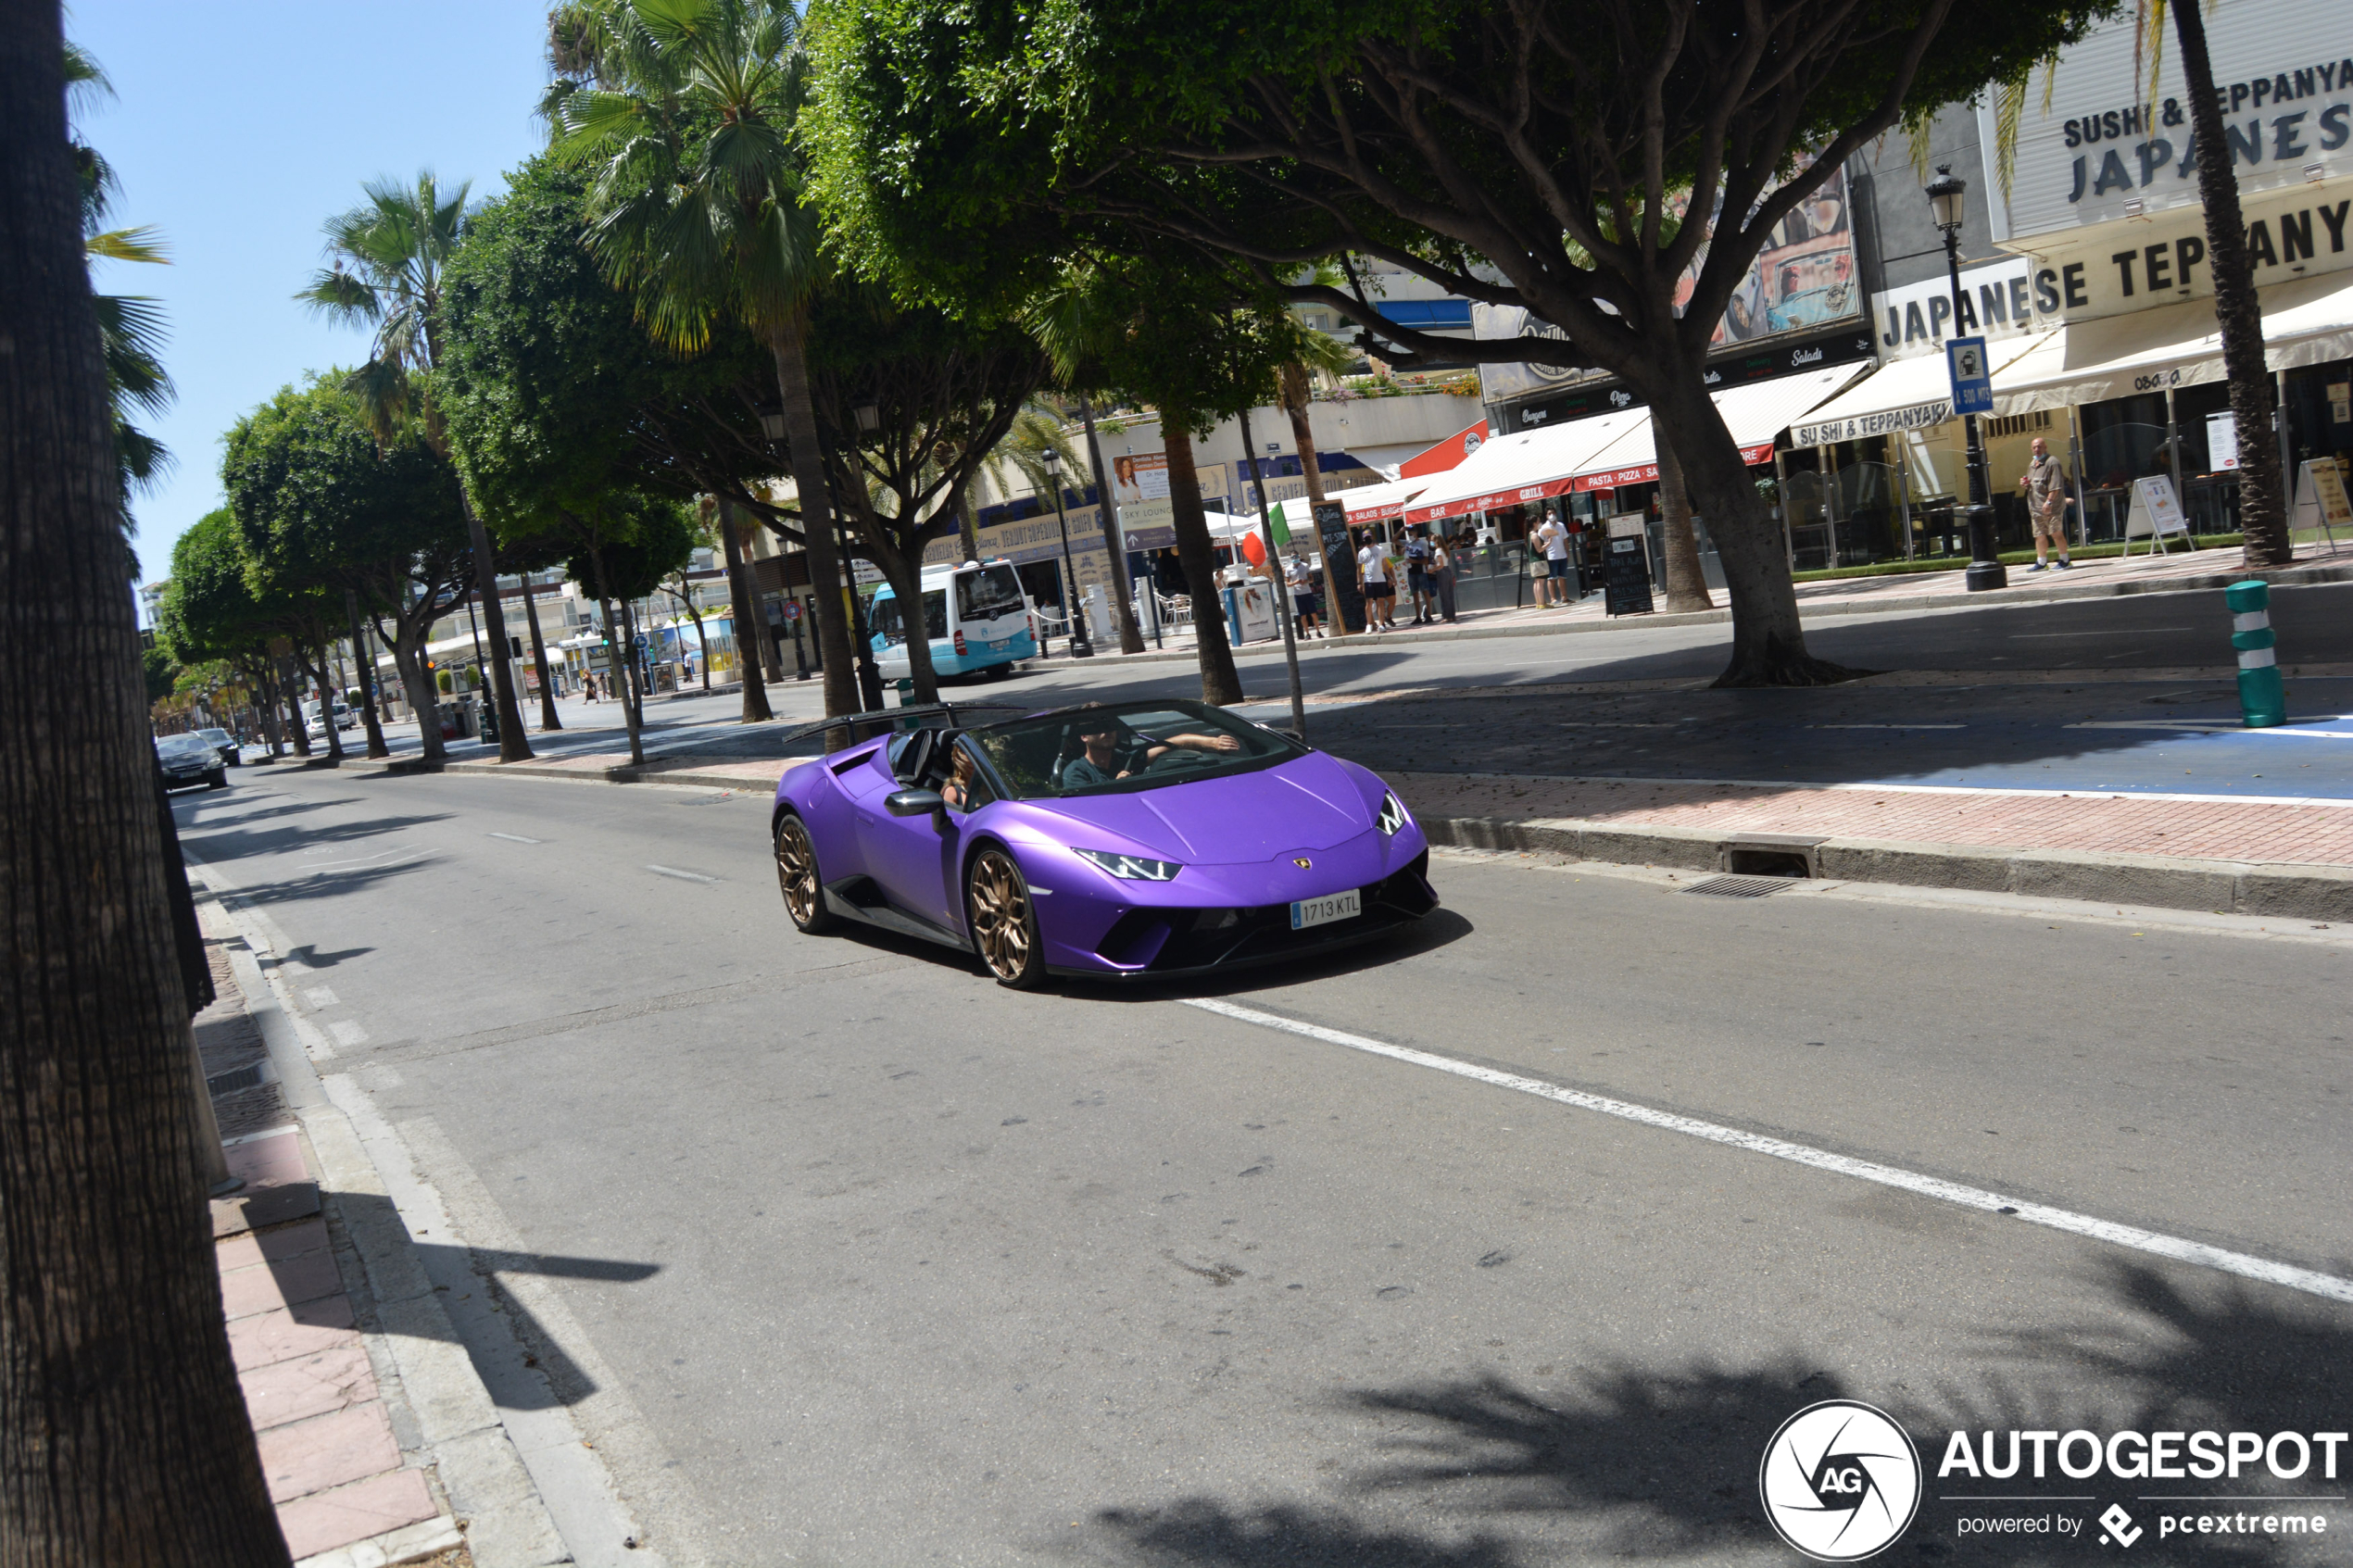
[1759,1400,1922,1562]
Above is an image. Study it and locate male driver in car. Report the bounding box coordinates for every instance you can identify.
[1063,715,1240,788]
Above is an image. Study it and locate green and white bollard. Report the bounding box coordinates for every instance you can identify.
[2225,578,2286,728]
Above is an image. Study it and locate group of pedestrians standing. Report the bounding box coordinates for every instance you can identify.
[1353,524,1460,632]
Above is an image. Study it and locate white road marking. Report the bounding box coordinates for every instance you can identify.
[646,864,721,884]
[486,831,544,844]
[1183,997,2353,1307]
[304,986,340,1009]
[330,1020,370,1047]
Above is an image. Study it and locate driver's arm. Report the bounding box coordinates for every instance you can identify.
[1145,732,1244,760]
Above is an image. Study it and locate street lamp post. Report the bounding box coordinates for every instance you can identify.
[1928,165,2007,593]
[1039,445,1093,659]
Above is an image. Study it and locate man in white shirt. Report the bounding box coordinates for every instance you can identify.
[1532,513,1571,606]
[1356,533,1395,631]
[1283,552,1320,638]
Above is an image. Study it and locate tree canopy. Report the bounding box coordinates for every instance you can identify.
[438,156,784,545]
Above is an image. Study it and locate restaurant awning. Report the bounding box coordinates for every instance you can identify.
[1334,478,1429,522]
[1993,272,2353,415]
[1789,333,2055,447]
[1400,407,1652,524]
[1563,362,1870,492]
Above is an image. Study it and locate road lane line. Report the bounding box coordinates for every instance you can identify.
[646,864,721,884]
[1181,997,2353,1307]
[487,831,544,844]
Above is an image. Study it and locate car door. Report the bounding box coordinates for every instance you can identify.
[852,731,966,935]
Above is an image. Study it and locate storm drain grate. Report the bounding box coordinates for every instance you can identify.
[1682,874,1797,898]
[207,1064,264,1094]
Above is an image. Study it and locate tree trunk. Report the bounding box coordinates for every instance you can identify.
[872,533,939,706]
[717,496,774,722]
[308,644,345,762]
[0,3,293,1555]
[344,588,390,759]
[1280,363,1354,637]
[457,492,533,760]
[279,656,312,757]
[254,664,285,758]
[677,592,710,694]
[1078,393,1147,655]
[1655,435,1716,613]
[605,596,644,763]
[519,570,561,731]
[388,622,445,762]
[1652,379,1857,687]
[2171,0,2290,567]
[766,318,859,723]
[1164,427,1244,705]
[956,479,981,563]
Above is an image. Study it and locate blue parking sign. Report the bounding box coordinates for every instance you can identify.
[1947,334,1994,417]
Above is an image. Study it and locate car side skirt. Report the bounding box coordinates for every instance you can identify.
[821,875,971,953]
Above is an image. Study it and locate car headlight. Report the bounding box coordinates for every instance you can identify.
[1377,791,1409,836]
[1075,848,1182,882]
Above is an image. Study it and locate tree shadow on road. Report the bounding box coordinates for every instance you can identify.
[1087,1258,2353,1567]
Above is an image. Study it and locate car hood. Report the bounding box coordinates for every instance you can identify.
[1024,750,1380,864]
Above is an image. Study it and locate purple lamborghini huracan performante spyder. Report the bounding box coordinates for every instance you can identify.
[770,698,1437,987]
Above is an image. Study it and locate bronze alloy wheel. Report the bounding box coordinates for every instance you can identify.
[966,848,1044,988]
[774,813,836,933]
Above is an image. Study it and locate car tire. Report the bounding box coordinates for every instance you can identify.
[965,847,1046,989]
[208,770,226,790]
[774,812,838,934]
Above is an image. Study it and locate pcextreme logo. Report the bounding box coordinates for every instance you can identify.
[1759,1401,1923,1562]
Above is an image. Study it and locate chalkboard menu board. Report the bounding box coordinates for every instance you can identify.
[1603,514,1654,617]
[1313,500,1365,634]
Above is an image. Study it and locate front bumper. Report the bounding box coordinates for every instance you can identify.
[1044,841,1437,980]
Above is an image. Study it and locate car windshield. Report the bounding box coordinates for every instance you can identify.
[199,729,231,744]
[966,700,1298,800]
[157,734,212,758]
[954,565,1025,624]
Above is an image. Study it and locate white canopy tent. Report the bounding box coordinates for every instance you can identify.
[1551,362,1871,494]
[1399,408,1650,524]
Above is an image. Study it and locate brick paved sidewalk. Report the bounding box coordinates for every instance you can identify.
[198,928,466,1568]
[1390,771,2353,870]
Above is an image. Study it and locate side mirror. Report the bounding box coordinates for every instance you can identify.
[885,788,945,817]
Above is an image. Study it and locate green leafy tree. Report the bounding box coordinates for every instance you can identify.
[545,0,862,718]
[803,282,1046,704]
[439,155,791,727]
[220,379,474,762]
[1026,255,1296,704]
[296,171,535,757]
[807,0,2110,684]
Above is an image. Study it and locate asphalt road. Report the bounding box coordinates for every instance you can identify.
[179,764,2353,1566]
[313,583,2353,799]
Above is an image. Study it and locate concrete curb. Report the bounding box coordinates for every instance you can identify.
[1424,814,2353,921]
[1020,558,2353,670]
[187,867,581,1568]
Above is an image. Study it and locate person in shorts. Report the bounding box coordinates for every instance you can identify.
[2017,436,2072,571]
[1403,527,1437,624]
[1356,531,1396,631]
[1531,512,1571,605]
[1284,551,1321,638]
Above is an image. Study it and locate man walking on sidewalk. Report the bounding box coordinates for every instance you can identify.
[2019,437,2072,571]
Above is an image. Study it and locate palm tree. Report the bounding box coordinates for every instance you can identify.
[546,0,861,721]
[66,42,174,530]
[296,172,535,760]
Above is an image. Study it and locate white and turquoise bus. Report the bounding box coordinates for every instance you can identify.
[868,559,1038,680]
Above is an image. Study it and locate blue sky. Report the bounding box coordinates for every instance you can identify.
[71,2,556,604]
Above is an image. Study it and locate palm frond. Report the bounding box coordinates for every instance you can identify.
[87,224,170,265]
